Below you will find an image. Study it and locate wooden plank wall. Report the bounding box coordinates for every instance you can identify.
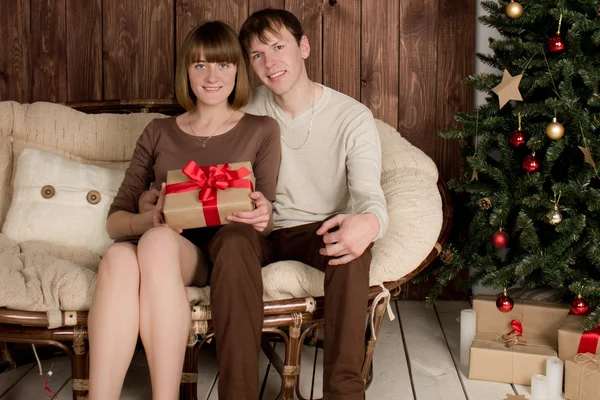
[0,0,475,183]
[0,0,475,299]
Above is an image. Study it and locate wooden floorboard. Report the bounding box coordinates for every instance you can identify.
[366,300,413,399]
[1,354,71,400]
[0,302,543,399]
[396,300,467,400]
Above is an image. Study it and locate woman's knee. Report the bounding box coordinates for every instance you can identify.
[98,242,140,286]
[137,226,182,277]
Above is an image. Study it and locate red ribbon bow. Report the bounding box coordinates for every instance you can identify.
[166,161,253,227]
[578,325,600,355]
[509,319,524,336]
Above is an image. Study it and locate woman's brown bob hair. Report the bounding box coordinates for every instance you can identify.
[176,21,251,111]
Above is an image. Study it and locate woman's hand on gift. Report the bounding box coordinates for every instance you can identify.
[227,191,273,235]
[138,187,160,212]
[152,183,182,234]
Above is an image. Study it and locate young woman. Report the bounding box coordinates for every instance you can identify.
[88,21,281,400]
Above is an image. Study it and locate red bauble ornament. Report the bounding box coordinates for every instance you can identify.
[509,130,526,147]
[522,155,540,173]
[492,230,509,248]
[496,293,515,313]
[570,295,589,315]
[548,34,566,53]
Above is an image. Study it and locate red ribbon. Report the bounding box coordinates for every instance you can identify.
[578,326,600,355]
[509,319,524,336]
[166,161,253,227]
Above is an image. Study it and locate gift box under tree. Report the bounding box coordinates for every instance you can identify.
[564,353,600,400]
[558,315,600,362]
[468,295,570,384]
[163,161,255,230]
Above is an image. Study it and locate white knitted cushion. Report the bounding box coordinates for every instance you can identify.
[2,148,124,256]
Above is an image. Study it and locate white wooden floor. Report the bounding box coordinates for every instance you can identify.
[0,301,536,399]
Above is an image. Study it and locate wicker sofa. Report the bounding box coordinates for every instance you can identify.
[0,100,451,400]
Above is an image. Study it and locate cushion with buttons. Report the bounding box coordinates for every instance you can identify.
[2,148,124,255]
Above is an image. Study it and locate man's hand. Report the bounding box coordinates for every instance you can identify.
[151,183,182,234]
[226,191,272,233]
[139,187,160,213]
[316,213,380,266]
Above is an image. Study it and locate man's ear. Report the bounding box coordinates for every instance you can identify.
[300,35,310,59]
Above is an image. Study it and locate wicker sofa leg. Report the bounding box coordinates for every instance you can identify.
[0,341,16,371]
[281,313,303,400]
[71,326,89,400]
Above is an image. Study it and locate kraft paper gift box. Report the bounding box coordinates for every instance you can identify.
[468,295,570,385]
[163,161,255,230]
[564,354,600,400]
[558,314,600,362]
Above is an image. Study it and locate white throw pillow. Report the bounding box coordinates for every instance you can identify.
[2,148,125,255]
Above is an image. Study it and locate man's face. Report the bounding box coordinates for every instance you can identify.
[247,26,309,97]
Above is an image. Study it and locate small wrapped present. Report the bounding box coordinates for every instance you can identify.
[558,315,600,361]
[163,161,255,230]
[468,295,570,384]
[564,353,600,400]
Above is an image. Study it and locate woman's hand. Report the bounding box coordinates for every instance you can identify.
[226,191,273,234]
[152,182,182,234]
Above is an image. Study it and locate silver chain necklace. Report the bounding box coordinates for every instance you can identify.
[280,83,315,150]
[189,110,235,148]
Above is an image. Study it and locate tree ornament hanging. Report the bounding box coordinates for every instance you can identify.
[570,294,589,315]
[546,191,563,225]
[492,69,523,109]
[546,116,565,140]
[548,14,566,53]
[496,289,515,313]
[440,249,454,264]
[509,112,526,147]
[505,1,523,19]
[492,229,509,248]
[477,197,492,210]
[522,153,540,173]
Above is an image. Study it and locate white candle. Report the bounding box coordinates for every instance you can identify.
[460,309,477,368]
[545,356,564,398]
[531,374,549,399]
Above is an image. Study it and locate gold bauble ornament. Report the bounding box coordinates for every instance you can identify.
[546,117,564,140]
[546,206,563,225]
[506,1,523,19]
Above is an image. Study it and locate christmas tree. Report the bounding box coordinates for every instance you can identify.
[429,0,600,329]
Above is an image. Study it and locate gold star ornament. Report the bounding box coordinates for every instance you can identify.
[492,69,523,109]
[503,395,527,400]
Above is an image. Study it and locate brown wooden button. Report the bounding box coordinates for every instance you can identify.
[87,190,101,204]
[41,185,55,199]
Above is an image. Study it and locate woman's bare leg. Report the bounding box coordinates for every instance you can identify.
[136,226,207,400]
[88,242,141,400]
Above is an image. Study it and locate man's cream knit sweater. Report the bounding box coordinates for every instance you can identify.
[245,85,388,238]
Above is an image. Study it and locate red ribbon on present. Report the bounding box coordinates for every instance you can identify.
[578,325,600,355]
[166,161,254,226]
[509,319,524,336]
[501,319,526,348]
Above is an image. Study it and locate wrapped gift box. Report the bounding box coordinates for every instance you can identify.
[564,354,600,400]
[163,161,255,230]
[468,295,570,384]
[558,315,600,361]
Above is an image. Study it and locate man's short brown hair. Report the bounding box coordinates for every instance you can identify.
[176,21,251,111]
[239,8,304,55]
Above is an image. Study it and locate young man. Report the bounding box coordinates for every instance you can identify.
[139,10,387,399]
[234,9,388,399]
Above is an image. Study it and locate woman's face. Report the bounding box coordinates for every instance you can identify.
[188,49,237,107]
